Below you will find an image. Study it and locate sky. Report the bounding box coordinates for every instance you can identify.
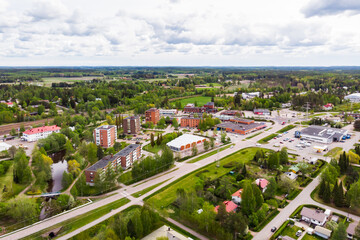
[0,0,359,66]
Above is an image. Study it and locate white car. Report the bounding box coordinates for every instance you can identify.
[256,143,262,146]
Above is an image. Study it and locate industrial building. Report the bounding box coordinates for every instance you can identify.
[299,125,347,144]
[344,93,360,103]
[166,134,206,152]
[93,125,117,148]
[216,118,266,135]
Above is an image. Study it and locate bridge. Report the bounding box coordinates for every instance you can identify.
[40,192,61,197]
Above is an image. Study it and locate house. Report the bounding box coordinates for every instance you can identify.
[231,189,243,204]
[284,172,298,180]
[255,178,269,193]
[308,157,318,165]
[242,92,260,100]
[22,125,61,142]
[314,226,332,239]
[289,165,300,174]
[323,103,333,111]
[5,102,14,107]
[347,221,358,239]
[281,103,292,108]
[300,207,327,226]
[214,201,238,213]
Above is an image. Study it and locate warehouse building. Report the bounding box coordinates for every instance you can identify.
[253,109,270,115]
[166,134,206,152]
[216,118,266,135]
[299,125,347,144]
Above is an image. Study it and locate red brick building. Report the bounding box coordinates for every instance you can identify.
[145,108,160,124]
[93,125,117,148]
[84,144,142,185]
[216,118,266,135]
[180,116,202,128]
[123,116,140,134]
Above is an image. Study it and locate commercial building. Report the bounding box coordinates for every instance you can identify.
[180,116,202,128]
[204,102,215,109]
[93,125,117,148]
[322,103,333,111]
[221,110,242,116]
[22,125,61,142]
[344,93,360,103]
[145,108,160,124]
[166,134,206,152]
[299,126,347,144]
[216,118,266,135]
[84,144,141,185]
[253,109,270,115]
[183,102,217,113]
[123,116,140,134]
[300,207,327,226]
[159,109,178,116]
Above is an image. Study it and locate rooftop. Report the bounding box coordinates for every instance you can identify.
[95,125,116,130]
[125,116,140,120]
[166,134,205,148]
[217,121,265,131]
[23,125,61,135]
[253,108,270,113]
[146,108,159,112]
[347,221,358,235]
[301,207,327,223]
[255,178,269,189]
[301,125,347,140]
[314,226,332,237]
[214,201,238,213]
[231,189,243,198]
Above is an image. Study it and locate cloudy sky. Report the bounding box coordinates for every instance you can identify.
[0,0,359,66]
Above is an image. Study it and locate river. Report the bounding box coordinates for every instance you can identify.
[47,150,68,193]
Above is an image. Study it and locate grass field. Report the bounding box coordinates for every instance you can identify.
[188,144,234,163]
[276,125,296,134]
[280,225,301,239]
[39,76,103,87]
[22,198,130,240]
[175,96,212,106]
[131,179,171,198]
[143,144,163,154]
[257,133,277,144]
[146,147,261,210]
[0,162,27,200]
[302,234,324,240]
[324,147,343,158]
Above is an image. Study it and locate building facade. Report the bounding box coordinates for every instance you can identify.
[123,116,140,134]
[145,108,160,124]
[253,109,270,115]
[22,125,61,142]
[300,126,347,144]
[166,134,206,152]
[180,116,202,128]
[159,109,178,116]
[84,144,141,185]
[93,125,117,148]
[216,118,266,135]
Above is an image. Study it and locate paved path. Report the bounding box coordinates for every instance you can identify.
[166,218,209,240]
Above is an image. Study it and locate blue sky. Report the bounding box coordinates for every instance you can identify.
[0,0,359,66]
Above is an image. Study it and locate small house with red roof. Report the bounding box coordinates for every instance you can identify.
[255,178,269,193]
[323,103,333,111]
[214,201,238,213]
[231,189,243,204]
[22,125,61,142]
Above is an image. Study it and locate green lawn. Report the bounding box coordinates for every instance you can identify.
[146,148,263,210]
[22,198,130,240]
[280,225,302,239]
[276,125,296,134]
[131,179,171,198]
[0,162,27,200]
[176,96,212,106]
[188,144,234,163]
[143,144,163,154]
[324,147,343,158]
[257,133,277,144]
[302,234,324,240]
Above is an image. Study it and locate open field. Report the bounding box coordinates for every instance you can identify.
[38,76,104,87]
[143,144,163,154]
[0,162,27,200]
[21,198,130,240]
[324,147,343,158]
[146,147,261,210]
[131,179,171,198]
[175,96,212,106]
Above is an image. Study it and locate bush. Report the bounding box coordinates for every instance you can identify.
[300,178,312,187]
[223,161,237,168]
[287,189,301,200]
[195,169,209,177]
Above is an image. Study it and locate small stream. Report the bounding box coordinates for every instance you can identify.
[47,150,68,193]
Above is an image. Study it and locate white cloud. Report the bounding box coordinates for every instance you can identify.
[0,0,359,65]
[302,0,360,17]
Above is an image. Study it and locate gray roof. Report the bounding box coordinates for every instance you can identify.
[96,125,116,130]
[86,144,140,171]
[301,207,327,222]
[217,121,265,131]
[125,116,139,120]
[301,126,347,140]
[253,109,270,113]
[347,222,358,235]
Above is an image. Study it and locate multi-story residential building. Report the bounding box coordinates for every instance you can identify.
[145,108,160,124]
[22,125,61,142]
[93,125,117,148]
[180,116,202,128]
[183,102,217,113]
[123,116,140,134]
[84,144,141,185]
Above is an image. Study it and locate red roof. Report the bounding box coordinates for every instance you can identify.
[324,103,333,108]
[231,189,243,198]
[5,102,13,106]
[214,201,238,213]
[256,178,269,189]
[23,125,61,135]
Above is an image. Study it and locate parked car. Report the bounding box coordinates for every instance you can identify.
[296,230,303,237]
[271,227,277,232]
[256,143,262,146]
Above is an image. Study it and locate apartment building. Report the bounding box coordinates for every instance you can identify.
[123,116,140,134]
[145,108,160,124]
[93,125,117,148]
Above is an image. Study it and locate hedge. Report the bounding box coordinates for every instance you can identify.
[252,210,280,232]
[287,189,301,200]
[299,177,312,187]
[310,160,327,178]
[270,220,291,240]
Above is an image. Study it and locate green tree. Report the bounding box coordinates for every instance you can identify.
[210,138,215,148]
[264,178,277,199]
[241,182,256,215]
[62,171,74,189]
[268,152,279,169]
[318,178,326,198]
[204,140,210,151]
[64,139,74,156]
[87,143,98,164]
[172,118,179,129]
[132,209,143,239]
[221,131,227,143]
[192,144,198,156]
[323,182,331,203]
[331,222,347,240]
[355,221,360,239]
[97,145,104,160]
[252,184,264,210]
[38,105,45,115]
[13,150,32,184]
[150,133,155,147]
[279,147,288,164]
[6,196,39,224]
[347,180,360,208]
[8,145,17,159]
[216,202,228,225]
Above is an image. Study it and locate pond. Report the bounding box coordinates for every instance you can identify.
[47,150,68,193]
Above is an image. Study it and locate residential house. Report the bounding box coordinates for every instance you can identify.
[347,221,358,239]
[323,103,333,111]
[214,201,237,213]
[231,189,243,204]
[314,226,332,239]
[300,207,327,226]
[284,172,298,180]
[255,178,269,193]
